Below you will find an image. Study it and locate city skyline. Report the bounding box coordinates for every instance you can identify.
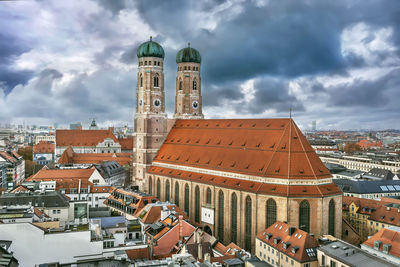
[1,0,399,130]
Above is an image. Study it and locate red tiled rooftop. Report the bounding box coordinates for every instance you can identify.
[363,228,400,258]
[153,119,332,181]
[58,146,131,166]
[33,141,55,153]
[118,138,134,150]
[56,129,117,147]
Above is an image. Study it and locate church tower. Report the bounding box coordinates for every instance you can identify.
[133,37,168,191]
[174,43,204,119]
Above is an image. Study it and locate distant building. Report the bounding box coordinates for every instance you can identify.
[362,168,396,181]
[334,179,400,199]
[0,151,25,186]
[94,161,126,186]
[357,139,383,150]
[361,227,400,265]
[69,122,82,130]
[317,239,396,267]
[33,141,55,165]
[33,134,55,145]
[255,221,319,267]
[0,161,8,188]
[319,154,400,175]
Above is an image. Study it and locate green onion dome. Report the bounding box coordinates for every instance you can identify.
[137,36,165,59]
[176,43,201,63]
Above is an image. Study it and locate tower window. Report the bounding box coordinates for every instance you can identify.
[193,80,197,90]
[158,61,160,66]
[140,75,143,87]
[188,66,191,70]
[154,76,159,87]
[145,61,147,65]
[179,80,182,90]
[184,66,187,71]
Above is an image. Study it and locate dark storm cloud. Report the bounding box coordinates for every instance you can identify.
[0,33,34,93]
[203,85,244,106]
[329,68,400,108]
[96,0,128,15]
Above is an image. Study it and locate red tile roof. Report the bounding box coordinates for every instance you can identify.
[56,129,117,147]
[0,151,17,163]
[369,205,400,227]
[153,119,333,181]
[256,221,319,263]
[29,168,96,180]
[10,185,31,193]
[363,228,400,258]
[118,138,134,150]
[148,166,341,197]
[33,141,55,153]
[58,146,131,166]
[125,247,150,260]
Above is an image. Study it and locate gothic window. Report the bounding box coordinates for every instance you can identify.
[154,75,159,87]
[231,193,237,244]
[145,61,147,65]
[156,178,161,199]
[179,80,183,90]
[165,180,170,201]
[329,199,335,236]
[188,66,191,70]
[184,184,190,215]
[245,196,252,251]
[206,188,212,204]
[193,80,197,90]
[299,200,310,233]
[140,75,143,87]
[174,182,179,206]
[195,186,200,223]
[266,198,277,228]
[184,66,187,71]
[158,61,160,66]
[148,176,152,195]
[218,190,224,242]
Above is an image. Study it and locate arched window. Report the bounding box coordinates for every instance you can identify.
[148,176,152,195]
[140,75,143,87]
[266,198,277,228]
[154,75,159,87]
[165,180,170,201]
[245,196,252,251]
[184,184,190,215]
[179,80,182,90]
[174,182,179,206]
[299,200,310,233]
[329,199,335,236]
[231,193,237,244]
[156,179,161,199]
[193,80,197,90]
[184,66,187,71]
[206,188,212,204]
[218,190,224,242]
[195,186,200,222]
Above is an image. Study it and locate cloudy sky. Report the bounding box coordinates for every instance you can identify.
[1,0,399,130]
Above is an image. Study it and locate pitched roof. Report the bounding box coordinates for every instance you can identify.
[29,168,96,180]
[58,147,131,166]
[118,138,134,150]
[362,228,400,258]
[369,205,400,227]
[0,151,17,163]
[256,221,319,263]
[56,129,117,147]
[335,179,400,194]
[125,247,150,260]
[33,141,55,154]
[153,119,333,181]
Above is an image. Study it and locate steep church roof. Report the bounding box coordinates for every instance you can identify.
[56,129,118,147]
[149,118,341,197]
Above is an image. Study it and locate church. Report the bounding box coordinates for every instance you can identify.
[132,37,343,252]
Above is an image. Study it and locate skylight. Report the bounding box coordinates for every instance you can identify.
[380,186,388,191]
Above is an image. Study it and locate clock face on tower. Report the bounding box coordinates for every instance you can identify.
[192,101,199,109]
[154,99,161,108]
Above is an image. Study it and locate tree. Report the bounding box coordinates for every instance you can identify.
[17,146,33,161]
[344,143,361,154]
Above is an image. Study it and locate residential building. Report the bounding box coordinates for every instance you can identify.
[0,151,25,186]
[335,179,400,199]
[0,161,8,188]
[33,141,55,165]
[33,134,55,145]
[26,167,113,207]
[361,227,400,265]
[256,221,319,267]
[94,160,127,186]
[317,239,396,267]
[0,220,147,266]
[362,168,396,180]
[55,129,122,158]
[58,146,132,168]
[319,154,400,175]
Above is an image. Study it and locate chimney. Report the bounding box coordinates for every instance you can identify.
[198,243,203,261]
[179,215,183,238]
